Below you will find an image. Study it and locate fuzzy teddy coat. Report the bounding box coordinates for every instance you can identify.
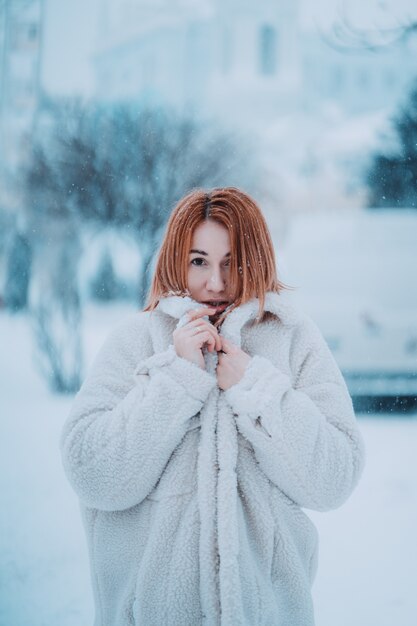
[60,292,365,626]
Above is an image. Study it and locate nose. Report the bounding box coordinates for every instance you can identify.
[206,267,226,293]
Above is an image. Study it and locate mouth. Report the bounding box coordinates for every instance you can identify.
[201,300,230,313]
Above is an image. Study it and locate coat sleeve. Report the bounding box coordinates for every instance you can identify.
[60,314,217,512]
[223,316,366,512]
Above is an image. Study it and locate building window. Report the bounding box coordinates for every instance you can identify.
[259,25,277,75]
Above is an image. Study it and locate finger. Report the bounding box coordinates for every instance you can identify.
[215,334,222,352]
[191,325,205,335]
[195,330,215,351]
[193,322,221,351]
[186,320,217,337]
[220,336,232,353]
[207,334,216,352]
[201,325,222,352]
[186,307,216,321]
[186,320,222,351]
[190,325,211,341]
[187,318,217,330]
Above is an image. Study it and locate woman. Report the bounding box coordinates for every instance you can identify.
[61,187,365,626]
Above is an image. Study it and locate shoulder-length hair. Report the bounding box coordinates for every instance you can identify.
[143,187,292,326]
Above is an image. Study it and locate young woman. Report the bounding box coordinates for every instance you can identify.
[61,187,366,626]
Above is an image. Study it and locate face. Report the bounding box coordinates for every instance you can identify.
[187,220,234,321]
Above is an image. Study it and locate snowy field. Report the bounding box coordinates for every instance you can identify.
[1,303,416,626]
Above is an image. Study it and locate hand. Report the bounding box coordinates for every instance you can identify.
[173,307,222,370]
[216,337,251,390]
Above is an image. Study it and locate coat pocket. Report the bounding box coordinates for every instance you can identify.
[269,487,319,586]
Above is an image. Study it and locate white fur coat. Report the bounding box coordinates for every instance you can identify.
[60,292,366,626]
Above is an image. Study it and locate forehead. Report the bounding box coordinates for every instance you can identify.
[190,220,230,250]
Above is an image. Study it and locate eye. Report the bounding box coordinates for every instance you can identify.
[190,257,206,267]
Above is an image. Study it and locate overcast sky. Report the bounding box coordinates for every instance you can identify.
[41,0,417,96]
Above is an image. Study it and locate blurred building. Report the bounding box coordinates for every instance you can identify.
[0,0,43,174]
[93,0,417,122]
[302,31,417,115]
[94,0,301,123]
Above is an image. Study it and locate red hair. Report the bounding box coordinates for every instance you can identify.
[143,187,292,325]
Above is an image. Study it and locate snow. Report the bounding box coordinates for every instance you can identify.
[1,303,416,626]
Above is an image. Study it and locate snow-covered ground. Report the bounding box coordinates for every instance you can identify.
[1,303,416,626]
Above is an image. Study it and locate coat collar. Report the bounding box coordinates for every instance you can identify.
[155,292,301,346]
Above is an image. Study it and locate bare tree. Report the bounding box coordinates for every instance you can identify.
[21,98,256,393]
[30,296,82,394]
[29,217,83,393]
[320,7,417,52]
[24,98,255,304]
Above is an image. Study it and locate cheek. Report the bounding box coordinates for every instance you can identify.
[186,268,201,292]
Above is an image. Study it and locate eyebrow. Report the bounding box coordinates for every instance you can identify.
[189,249,231,257]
